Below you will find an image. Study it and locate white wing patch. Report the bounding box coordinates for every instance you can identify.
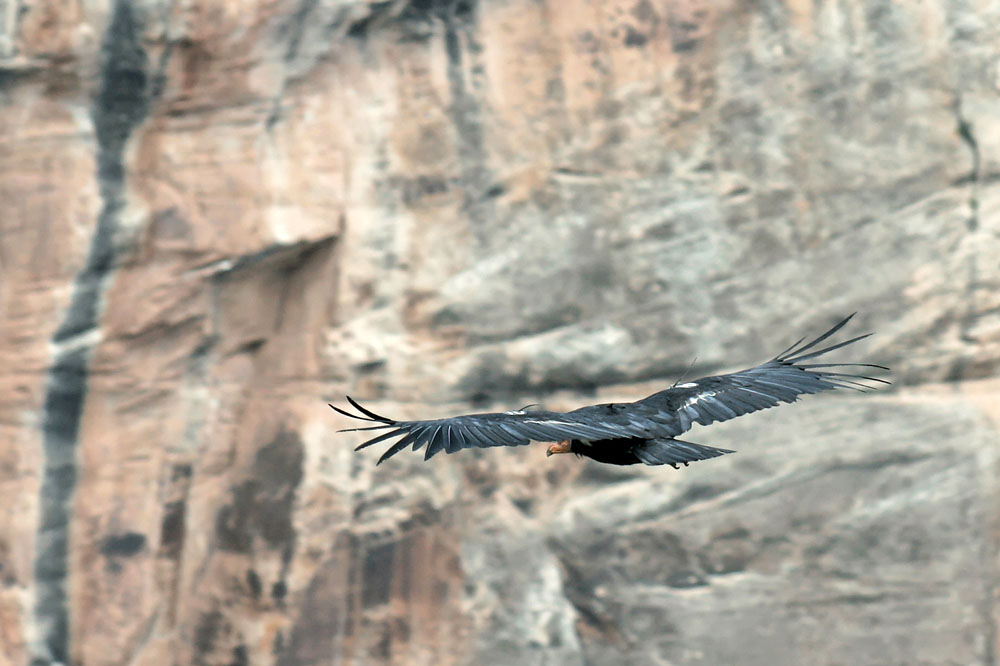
[684,390,716,407]
[676,382,698,388]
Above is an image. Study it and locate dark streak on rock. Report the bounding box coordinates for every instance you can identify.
[32,2,150,664]
[159,500,187,560]
[668,17,700,53]
[373,624,393,659]
[274,545,345,665]
[362,541,396,608]
[247,569,263,599]
[0,61,40,89]
[345,6,379,39]
[397,174,450,205]
[435,0,495,244]
[232,644,249,666]
[624,26,648,48]
[280,0,318,63]
[233,338,267,355]
[190,335,219,364]
[173,463,193,481]
[631,0,659,24]
[100,532,147,558]
[267,0,320,128]
[954,98,980,231]
[194,610,224,656]
[952,97,988,359]
[671,37,700,52]
[408,0,474,19]
[214,429,305,554]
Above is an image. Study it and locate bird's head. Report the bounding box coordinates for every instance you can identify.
[546,439,574,457]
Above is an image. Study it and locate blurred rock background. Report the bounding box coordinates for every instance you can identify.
[1,0,998,664]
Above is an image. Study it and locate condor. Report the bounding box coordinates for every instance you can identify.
[333,314,888,468]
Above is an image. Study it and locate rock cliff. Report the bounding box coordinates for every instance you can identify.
[1,1,998,664]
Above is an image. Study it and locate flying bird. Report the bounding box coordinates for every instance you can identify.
[332,314,888,468]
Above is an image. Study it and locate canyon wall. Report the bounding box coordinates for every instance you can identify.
[1,0,998,664]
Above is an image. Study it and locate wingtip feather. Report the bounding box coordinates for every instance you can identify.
[785,332,874,363]
[346,395,394,422]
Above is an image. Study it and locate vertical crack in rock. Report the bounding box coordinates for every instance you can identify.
[266,0,319,129]
[31,2,149,664]
[953,96,984,352]
[954,96,980,232]
[981,529,998,666]
[148,0,178,105]
[437,0,494,244]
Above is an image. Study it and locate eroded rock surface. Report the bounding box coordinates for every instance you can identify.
[1,1,998,664]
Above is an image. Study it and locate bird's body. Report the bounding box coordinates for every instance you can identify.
[333,314,888,468]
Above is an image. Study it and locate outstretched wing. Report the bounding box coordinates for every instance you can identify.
[622,313,889,436]
[331,397,653,465]
[335,314,888,464]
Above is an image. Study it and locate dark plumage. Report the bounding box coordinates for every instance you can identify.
[332,314,889,468]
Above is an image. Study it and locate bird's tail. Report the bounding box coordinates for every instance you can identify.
[633,438,735,468]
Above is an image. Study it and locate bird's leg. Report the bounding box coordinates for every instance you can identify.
[546,440,572,457]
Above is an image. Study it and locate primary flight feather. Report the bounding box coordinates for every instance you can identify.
[332,314,889,468]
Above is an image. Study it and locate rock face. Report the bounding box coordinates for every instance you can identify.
[1,0,998,664]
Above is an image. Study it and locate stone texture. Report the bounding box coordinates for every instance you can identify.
[0,0,998,665]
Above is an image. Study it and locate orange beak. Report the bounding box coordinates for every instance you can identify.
[546,440,572,457]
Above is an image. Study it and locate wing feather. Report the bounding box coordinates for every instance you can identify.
[443,426,459,453]
[449,424,471,450]
[422,426,444,459]
[355,429,404,451]
[376,430,422,464]
[464,423,496,448]
[498,422,532,446]
[778,312,856,358]
[489,424,529,447]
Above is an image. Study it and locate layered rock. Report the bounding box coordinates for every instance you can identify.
[0,0,998,664]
